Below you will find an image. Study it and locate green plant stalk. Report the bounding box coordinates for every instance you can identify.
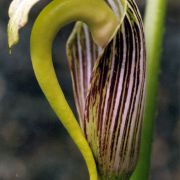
[30,0,119,180]
[131,0,167,179]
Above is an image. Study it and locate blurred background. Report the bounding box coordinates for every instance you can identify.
[0,0,179,179]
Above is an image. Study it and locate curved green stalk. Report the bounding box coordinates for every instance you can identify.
[131,0,167,179]
[30,0,119,180]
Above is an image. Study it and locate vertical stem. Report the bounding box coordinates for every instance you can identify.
[131,0,167,179]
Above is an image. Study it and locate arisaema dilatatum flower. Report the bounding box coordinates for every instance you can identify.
[8,0,146,179]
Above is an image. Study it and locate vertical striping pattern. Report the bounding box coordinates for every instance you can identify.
[66,22,99,127]
[83,0,146,178]
[66,0,127,128]
[66,0,146,179]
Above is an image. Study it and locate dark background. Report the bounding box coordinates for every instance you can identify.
[0,0,179,179]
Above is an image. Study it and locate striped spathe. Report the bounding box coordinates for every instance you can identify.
[66,0,146,179]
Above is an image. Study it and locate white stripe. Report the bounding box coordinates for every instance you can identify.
[83,24,92,85]
[107,0,120,17]
[77,32,85,109]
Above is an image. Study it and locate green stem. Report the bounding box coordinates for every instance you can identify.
[131,0,167,179]
[30,0,118,180]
